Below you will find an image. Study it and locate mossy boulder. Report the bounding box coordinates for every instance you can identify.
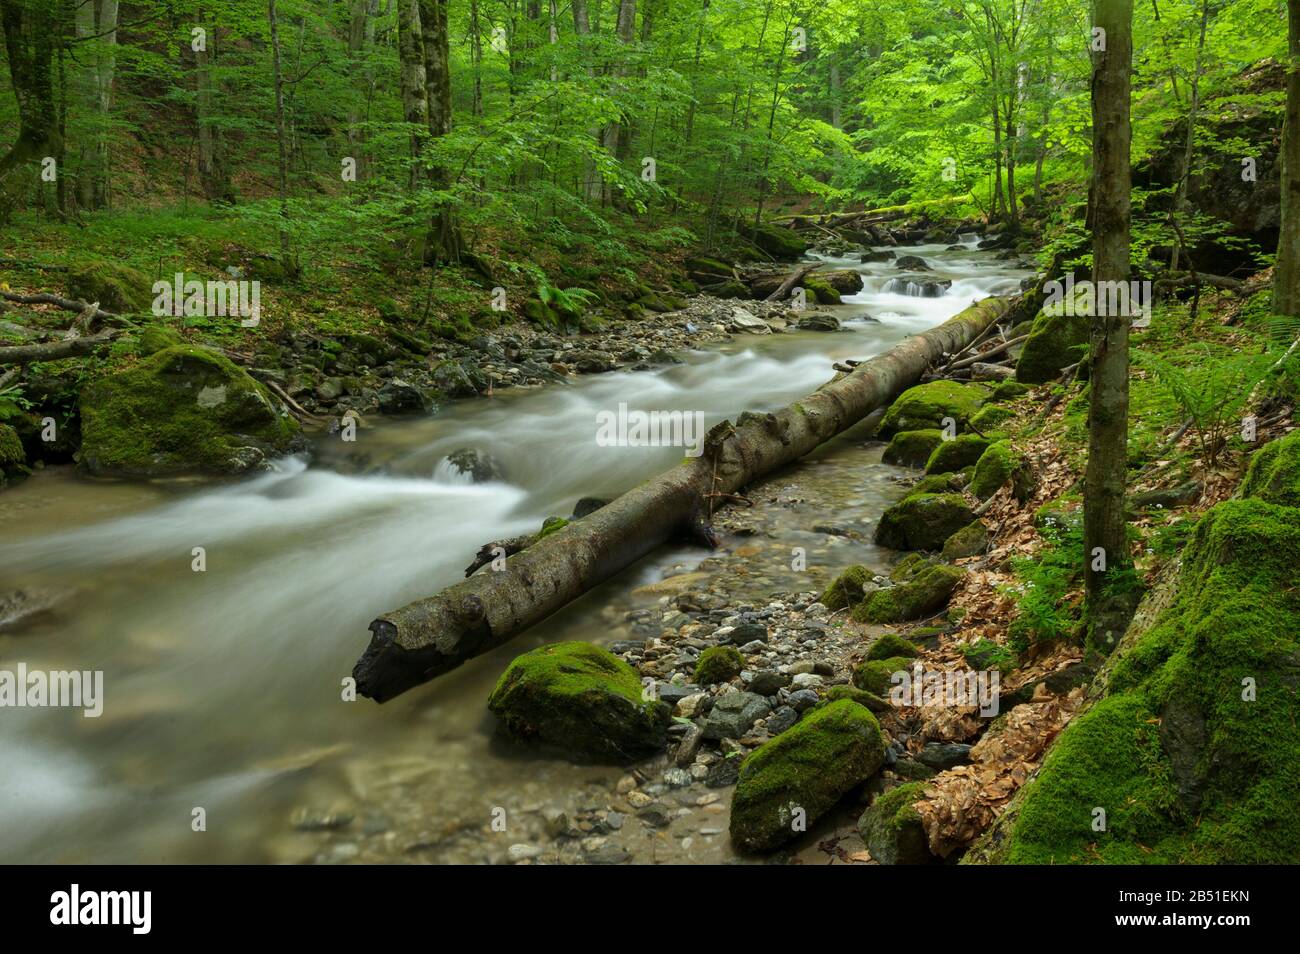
[1238,427,1300,507]
[695,645,745,685]
[78,345,300,477]
[1015,308,1089,384]
[883,429,944,468]
[853,656,915,695]
[488,641,671,762]
[991,493,1300,863]
[820,684,890,712]
[819,564,873,610]
[990,380,1030,400]
[853,564,965,623]
[0,422,28,485]
[66,260,152,313]
[969,440,1019,500]
[879,381,990,438]
[969,403,1014,431]
[875,493,976,551]
[729,700,887,852]
[859,781,935,864]
[941,520,989,560]
[890,552,929,582]
[136,325,184,355]
[803,276,841,305]
[925,434,992,475]
[751,223,810,260]
[865,632,919,662]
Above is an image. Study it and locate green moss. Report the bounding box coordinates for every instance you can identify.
[859,781,934,864]
[925,434,992,475]
[819,564,872,610]
[66,259,151,313]
[538,516,569,538]
[890,552,929,582]
[0,422,27,484]
[865,632,919,662]
[78,345,299,477]
[751,223,810,260]
[1002,493,1300,864]
[969,440,1019,500]
[488,641,670,761]
[941,520,989,560]
[1015,307,1089,384]
[136,325,184,355]
[695,645,744,685]
[875,493,975,551]
[853,564,965,623]
[729,700,887,852]
[820,684,890,712]
[904,474,957,498]
[961,637,1017,673]
[853,656,915,694]
[803,276,842,305]
[882,429,945,468]
[879,381,991,437]
[970,404,1014,431]
[990,380,1030,400]
[1238,427,1300,507]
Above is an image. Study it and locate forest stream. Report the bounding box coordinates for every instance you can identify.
[0,242,1032,863]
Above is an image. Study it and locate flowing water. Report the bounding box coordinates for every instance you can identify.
[0,241,1031,863]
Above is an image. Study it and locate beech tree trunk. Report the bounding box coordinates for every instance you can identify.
[352,295,1015,701]
[1276,0,1300,317]
[600,0,637,205]
[1083,0,1134,652]
[0,0,60,188]
[417,0,461,262]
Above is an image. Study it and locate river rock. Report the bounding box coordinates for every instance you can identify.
[702,691,771,740]
[79,345,300,477]
[797,311,841,332]
[487,641,671,761]
[894,255,931,270]
[875,493,976,550]
[878,380,990,437]
[445,447,504,482]
[729,307,772,334]
[858,781,935,864]
[748,670,792,696]
[730,700,887,852]
[377,379,427,414]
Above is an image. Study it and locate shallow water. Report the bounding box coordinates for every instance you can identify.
[0,243,1031,863]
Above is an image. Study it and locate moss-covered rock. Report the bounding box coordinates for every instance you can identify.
[751,223,810,260]
[729,700,887,852]
[1015,308,1089,384]
[136,325,184,355]
[67,260,151,313]
[488,641,671,761]
[890,552,930,582]
[961,637,1017,673]
[969,440,1019,500]
[695,645,744,684]
[991,493,1300,864]
[875,493,976,551]
[969,403,1014,431]
[941,520,989,560]
[804,276,842,305]
[859,781,935,864]
[853,656,915,694]
[879,381,990,438]
[78,345,300,477]
[865,632,919,662]
[882,429,944,468]
[820,684,890,712]
[990,380,1030,400]
[925,434,993,474]
[1239,427,1300,507]
[853,563,965,623]
[0,422,28,485]
[819,564,873,610]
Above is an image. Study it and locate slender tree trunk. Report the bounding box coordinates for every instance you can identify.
[1084,0,1135,652]
[193,11,234,202]
[600,0,637,204]
[0,0,61,190]
[396,0,427,188]
[1274,0,1300,316]
[268,0,296,277]
[1169,0,1210,272]
[417,0,461,263]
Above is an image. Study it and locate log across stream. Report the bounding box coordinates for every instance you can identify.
[0,242,1032,863]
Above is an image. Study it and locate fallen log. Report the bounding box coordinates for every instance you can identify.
[351,295,1016,702]
[970,361,1015,381]
[0,330,119,365]
[763,263,821,302]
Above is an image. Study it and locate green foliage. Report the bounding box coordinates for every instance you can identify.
[1005,514,1084,654]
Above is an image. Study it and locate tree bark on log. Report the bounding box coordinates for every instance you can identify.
[351,295,1015,702]
[0,330,118,365]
